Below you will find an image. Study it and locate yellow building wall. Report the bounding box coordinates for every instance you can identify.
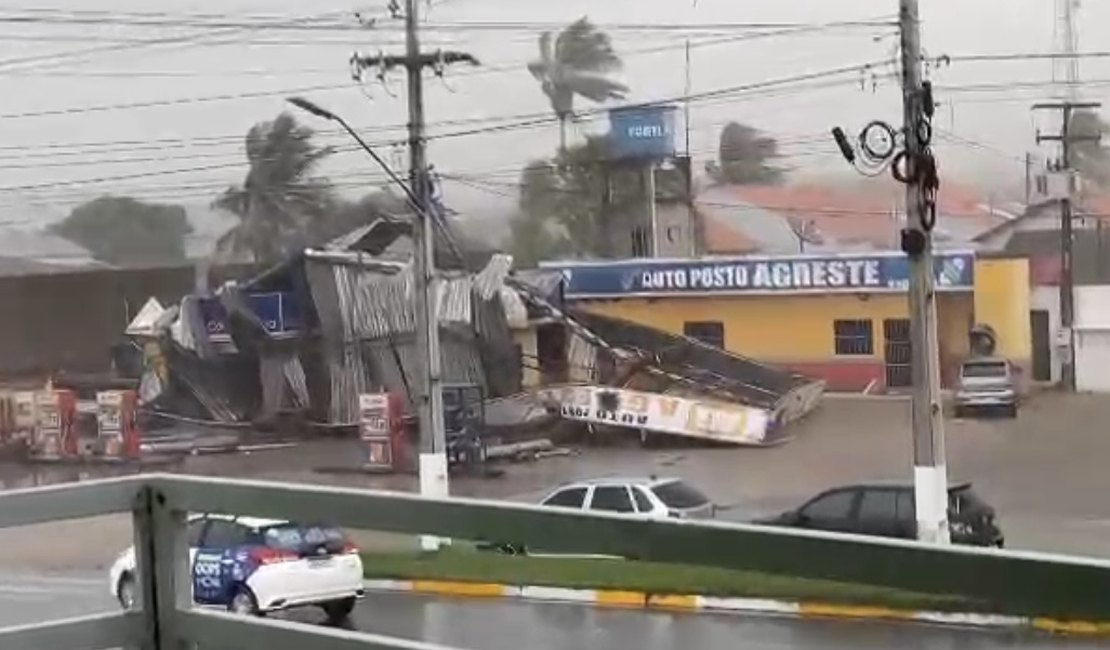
[581,293,973,364]
[972,258,1032,361]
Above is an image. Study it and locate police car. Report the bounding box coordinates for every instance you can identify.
[109,514,365,623]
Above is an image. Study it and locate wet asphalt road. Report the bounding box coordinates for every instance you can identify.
[0,571,1103,650]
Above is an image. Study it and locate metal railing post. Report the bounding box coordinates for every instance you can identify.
[132,482,191,650]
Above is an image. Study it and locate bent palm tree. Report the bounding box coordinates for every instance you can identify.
[213,112,335,264]
[527,17,628,152]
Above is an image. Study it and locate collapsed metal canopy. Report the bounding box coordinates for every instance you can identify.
[564,310,824,424]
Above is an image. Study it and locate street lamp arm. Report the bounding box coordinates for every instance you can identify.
[286,96,465,265]
[287,97,422,211]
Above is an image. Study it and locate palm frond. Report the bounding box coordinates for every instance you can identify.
[558,71,628,103]
[212,187,249,218]
[555,17,621,73]
[528,31,555,81]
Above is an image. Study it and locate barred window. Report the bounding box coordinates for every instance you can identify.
[834,319,874,355]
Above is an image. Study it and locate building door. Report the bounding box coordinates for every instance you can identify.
[1030,310,1052,382]
[883,319,912,389]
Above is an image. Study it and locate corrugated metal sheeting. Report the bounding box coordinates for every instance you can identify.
[305,254,516,425]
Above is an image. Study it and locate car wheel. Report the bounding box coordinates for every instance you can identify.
[321,597,357,624]
[116,573,136,611]
[228,588,260,616]
[1006,405,1017,418]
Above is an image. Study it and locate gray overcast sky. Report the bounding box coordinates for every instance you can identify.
[0,0,1107,225]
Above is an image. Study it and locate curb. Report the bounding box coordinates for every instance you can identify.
[363,579,1110,637]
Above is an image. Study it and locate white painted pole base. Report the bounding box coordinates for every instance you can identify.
[418,452,451,551]
[914,464,951,544]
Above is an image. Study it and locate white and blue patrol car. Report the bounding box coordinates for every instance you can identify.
[109,514,365,623]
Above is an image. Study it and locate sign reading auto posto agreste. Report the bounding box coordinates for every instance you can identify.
[541,385,771,446]
[542,251,975,299]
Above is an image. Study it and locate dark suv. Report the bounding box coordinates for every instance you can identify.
[756,482,1004,547]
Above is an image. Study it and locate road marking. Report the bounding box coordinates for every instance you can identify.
[799,603,915,620]
[410,580,505,598]
[1032,618,1110,635]
[594,590,645,608]
[520,586,596,603]
[647,594,698,610]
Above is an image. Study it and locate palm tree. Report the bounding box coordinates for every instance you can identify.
[213,112,335,264]
[527,17,628,152]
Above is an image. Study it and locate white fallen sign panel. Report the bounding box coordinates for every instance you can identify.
[540,385,776,446]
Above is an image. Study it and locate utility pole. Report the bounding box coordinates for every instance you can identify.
[1024,152,1032,206]
[899,0,950,545]
[1034,100,1102,391]
[352,1,477,551]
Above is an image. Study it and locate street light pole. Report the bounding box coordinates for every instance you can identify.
[286,95,447,550]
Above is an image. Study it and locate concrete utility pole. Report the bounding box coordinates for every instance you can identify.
[898,0,950,545]
[352,1,477,551]
[1034,101,1102,391]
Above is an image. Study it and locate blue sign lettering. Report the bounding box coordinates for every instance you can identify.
[543,252,974,298]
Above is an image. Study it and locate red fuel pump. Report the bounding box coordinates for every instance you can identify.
[97,390,141,460]
[31,390,77,459]
[358,392,408,472]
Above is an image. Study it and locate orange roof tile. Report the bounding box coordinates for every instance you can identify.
[701,213,762,254]
[703,182,1008,250]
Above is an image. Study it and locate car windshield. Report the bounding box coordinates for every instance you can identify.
[961,362,1007,379]
[259,524,348,554]
[651,480,710,509]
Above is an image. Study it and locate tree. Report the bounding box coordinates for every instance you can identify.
[527,17,629,151]
[1070,110,1110,189]
[51,195,192,266]
[213,112,335,264]
[706,121,785,185]
[512,136,610,264]
[510,136,689,266]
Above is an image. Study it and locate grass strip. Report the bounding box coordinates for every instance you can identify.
[362,548,975,612]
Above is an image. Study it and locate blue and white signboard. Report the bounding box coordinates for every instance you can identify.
[199,292,303,343]
[608,105,677,160]
[543,252,975,299]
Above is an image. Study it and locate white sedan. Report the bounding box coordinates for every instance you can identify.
[109,514,365,623]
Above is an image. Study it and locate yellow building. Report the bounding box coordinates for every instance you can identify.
[542,252,1030,391]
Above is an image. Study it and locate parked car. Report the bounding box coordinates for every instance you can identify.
[539,477,716,520]
[482,477,715,556]
[754,482,1004,547]
[109,514,364,623]
[955,357,1018,418]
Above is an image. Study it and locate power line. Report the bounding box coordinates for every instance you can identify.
[0,58,878,160]
[0,82,359,120]
[936,78,1110,94]
[940,50,1110,64]
[0,60,883,192]
[447,174,1007,220]
[0,8,370,73]
[0,12,897,33]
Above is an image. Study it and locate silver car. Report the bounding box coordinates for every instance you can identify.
[954,357,1017,418]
